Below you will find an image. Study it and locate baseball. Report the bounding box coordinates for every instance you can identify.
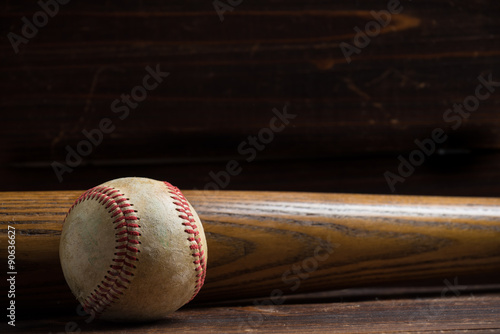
[59,177,207,321]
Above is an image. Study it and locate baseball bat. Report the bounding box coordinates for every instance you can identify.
[1,189,499,315]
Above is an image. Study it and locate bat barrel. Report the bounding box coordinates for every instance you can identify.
[1,190,499,314]
[191,190,500,301]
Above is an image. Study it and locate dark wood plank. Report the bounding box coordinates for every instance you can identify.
[1,1,500,173]
[10,293,500,333]
[2,151,500,197]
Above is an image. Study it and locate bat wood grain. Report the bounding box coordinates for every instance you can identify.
[0,190,499,314]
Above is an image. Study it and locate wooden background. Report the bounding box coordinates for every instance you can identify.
[1,1,500,196]
[1,1,500,332]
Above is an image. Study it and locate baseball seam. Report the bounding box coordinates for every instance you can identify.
[164,182,207,301]
[65,186,141,318]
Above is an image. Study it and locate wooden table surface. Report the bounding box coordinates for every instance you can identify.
[7,285,499,333]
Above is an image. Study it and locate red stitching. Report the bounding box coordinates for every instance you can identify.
[107,204,119,211]
[163,182,207,302]
[64,186,140,318]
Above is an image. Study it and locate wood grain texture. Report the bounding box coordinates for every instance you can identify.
[11,294,500,333]
[1,1,500,195]
[0,189,499,315]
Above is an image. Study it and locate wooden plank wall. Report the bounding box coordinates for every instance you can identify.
[1,1,500,196]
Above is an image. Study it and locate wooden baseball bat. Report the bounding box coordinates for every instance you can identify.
[1,189,499,315]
